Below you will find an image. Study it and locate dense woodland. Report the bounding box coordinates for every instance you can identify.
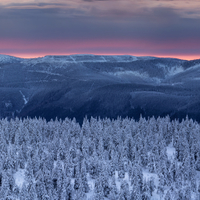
[0,116,200,199]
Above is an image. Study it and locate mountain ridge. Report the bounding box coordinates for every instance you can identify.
[0,54,200,123]
[0,53,193,61]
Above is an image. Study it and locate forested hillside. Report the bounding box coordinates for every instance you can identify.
[0,116,199,199]
[1,55,200,122]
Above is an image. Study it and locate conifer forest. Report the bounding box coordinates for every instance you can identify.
[0,116,200,199]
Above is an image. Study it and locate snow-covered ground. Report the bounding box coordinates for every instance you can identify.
[19,90,29,105]
[0,54,22,63]
[14,169,26,190]
[107,70,149,79]
[166,145,176,160]
[156,63,184,77]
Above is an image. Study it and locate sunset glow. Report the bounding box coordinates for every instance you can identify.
[0,0,200,60]
[9,54,200,61]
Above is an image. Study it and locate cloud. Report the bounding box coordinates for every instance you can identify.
[82,0,110,1]
[0,3,200,43]
[1,0,200,19]
[0,0,200,57]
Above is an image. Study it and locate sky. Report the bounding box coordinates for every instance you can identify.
[0,0,200,60]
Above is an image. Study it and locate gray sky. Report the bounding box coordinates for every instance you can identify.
[0,0,200,59]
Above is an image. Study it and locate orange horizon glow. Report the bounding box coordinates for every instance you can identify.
[1,39,199,61]
[4,53,199,61]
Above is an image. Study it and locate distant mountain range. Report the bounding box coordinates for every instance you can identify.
[0,54,200,123]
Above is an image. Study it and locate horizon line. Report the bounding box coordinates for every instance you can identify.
[1,53,199,61]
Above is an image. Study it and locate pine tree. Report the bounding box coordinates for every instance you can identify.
[32,152,40,176]
[94,178,103,197]
[120,180,131,200]
[55,159,64,198]
[58,140,66,160]
[157,173,165,197]
[131,184,142,200]
[147,152,156,173]
[35,175,48,200]
[178,189,184,200]
[25,156,34,183]
[108,176,119,200]
[164,190,171,200]
[142,179,151,200]
[185,186,192,199]
[0,171,11,198]
[81,160,90,193]
[20,183,29,200]
[149,178,155,196]
[118,157,125,179]
[27,182,38,200]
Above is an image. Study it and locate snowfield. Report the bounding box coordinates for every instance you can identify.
[0,54,22,63]
[14,169,26,190]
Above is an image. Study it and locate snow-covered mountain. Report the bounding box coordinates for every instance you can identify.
[22,55,138,65]
[0,54,22,64]
[0,54,200,122]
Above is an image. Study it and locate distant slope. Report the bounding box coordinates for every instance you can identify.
[0,54,200,123]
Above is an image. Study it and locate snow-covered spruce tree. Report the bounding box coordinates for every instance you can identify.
[142,179,151,200]
[19,183,29,200]
[0,116,199,199]
[80,159,90,194]
[119,180,131,200]
[108,176,119,200]
[94,177,104,200]
[147,151,156,173]
[164,190,171,200]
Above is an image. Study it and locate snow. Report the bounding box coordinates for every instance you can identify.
[107,55,138,62]
[69,55,138,62]
[124,172,132,193]
[115,171,121,191]
[151,77,162,84]
[156,63,184,76]
[166,142,176,160]
[138,56,156,60]
[166,146,176,160]
[151,192,162,200]
[131,91,166,97]
[28,70,63,76]
[143,170,159,186]
[5,102,12,108]
[87,173,95,200]
[70,56,76,62]
[0,116,198,199]
[14,169,25,190]
[21,54,138,66]
[108,70,149,79]
[168,66,184,76]
[101,56,107,62]
[19,90,28,105]
[0,54,21,63]
[171,82,183,86]
[143,170,164,200]
[86,170,132,199]
[186,64,200,71]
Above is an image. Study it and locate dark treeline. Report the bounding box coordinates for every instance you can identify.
[0,116,199,199]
